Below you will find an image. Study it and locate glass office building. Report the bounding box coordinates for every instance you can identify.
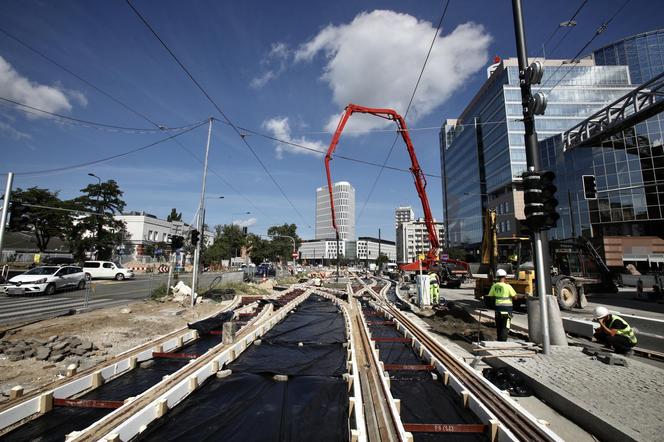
[441,58,632,248]
[538,30,664,241]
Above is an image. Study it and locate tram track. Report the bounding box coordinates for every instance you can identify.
[0,279,564,441]
[362,277,561,442]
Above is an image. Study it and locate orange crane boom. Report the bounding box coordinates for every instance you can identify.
[324,103,441,270]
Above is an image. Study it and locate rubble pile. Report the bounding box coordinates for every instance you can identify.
[0,335,108,363]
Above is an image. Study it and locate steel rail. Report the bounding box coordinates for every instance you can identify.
[370,281,557,442]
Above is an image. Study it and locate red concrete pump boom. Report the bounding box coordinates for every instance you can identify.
[324,103,440,269]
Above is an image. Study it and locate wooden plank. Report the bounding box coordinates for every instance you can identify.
[152,352,200,359]
[403,423,487,433]
[371,337,411,343]
[383,364,434,371]
[54,398,124,409]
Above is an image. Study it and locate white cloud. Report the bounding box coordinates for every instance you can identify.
[0,56,85,116]
[250,42,292,89]
[294,10,492,134]
[0,120,31,140]
[233,217,257,228]
[262,116,326,159]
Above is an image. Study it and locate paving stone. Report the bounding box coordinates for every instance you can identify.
[492,346,664,441]
[47,335,58,343]
[72,347,87,356]
[49,353,65,362]
[78,341,93,351]
[35,347,51,361]
[52,341,68,351]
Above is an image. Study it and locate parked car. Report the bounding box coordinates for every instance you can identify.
[257,263,276,277]
[6,265,86,296]
[83,261,135,281]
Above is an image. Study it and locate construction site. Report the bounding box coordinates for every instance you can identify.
[2,0,664,441]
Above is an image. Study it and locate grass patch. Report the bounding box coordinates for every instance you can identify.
[151,283,169,299]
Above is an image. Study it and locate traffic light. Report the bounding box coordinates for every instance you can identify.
[523,171,544,230]
[582,175,597,200]
[8,201,29,230]
[190,229,200,246]
[522,170,559,231]
[524,60,547,115]
[540,170,559,230]
[170,235,184,250]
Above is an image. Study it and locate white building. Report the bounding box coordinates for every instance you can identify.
[115,211,212,258]
[298,239,347,262]
[356,237,396,264]
[315,181,355,241]
[396,218,445,264]
[394,206,415,228]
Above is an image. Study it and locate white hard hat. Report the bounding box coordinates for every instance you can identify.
[496,269,507,277]
[594,306,610,319]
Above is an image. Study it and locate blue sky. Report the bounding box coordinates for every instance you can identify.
[1,0,662,240]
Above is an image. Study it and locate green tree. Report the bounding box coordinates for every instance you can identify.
[202,224,246,265]
[68,180,127,261]
[245,233,270,265]
[166,208,182,222]
[376,253,389,268]
[266,224,301,263]
[8,187,73,251]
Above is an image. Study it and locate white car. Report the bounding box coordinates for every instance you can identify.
[7,266,87,296]
[83,261,134,281]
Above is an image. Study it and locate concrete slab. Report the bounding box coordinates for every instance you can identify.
[487,346,664,442]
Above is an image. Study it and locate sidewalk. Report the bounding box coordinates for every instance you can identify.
[487,346,664,442]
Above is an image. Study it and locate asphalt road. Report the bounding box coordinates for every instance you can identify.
[0,271,250,326]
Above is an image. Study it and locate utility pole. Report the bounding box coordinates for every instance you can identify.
[0,172,14,261]
[512,0,560,354]
[378,228,382,271]
[191,118,213,307]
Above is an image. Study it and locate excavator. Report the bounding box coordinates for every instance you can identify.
[324,104,469,286]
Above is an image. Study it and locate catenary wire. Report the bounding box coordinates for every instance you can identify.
[9,120,207,176]
[124,0,307,224]
[0,25,166,129]
[0,96,204,133]
[0,25,269,221]
[357,0,451,223]
[536,0,632,96]
[544,0,588,58]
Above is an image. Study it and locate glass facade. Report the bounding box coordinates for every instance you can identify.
[539,30,664,241]
[441,59,632,247]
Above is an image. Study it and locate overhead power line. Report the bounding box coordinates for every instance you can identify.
[0,96,203,133]
[537,0,589,59]
[10,120,207,177]
[235,124,442,178]
[537,0,632,95]
[0,25,164,129]
[357,0,451,223]
[124,0,307,224]
[1,24,268,221]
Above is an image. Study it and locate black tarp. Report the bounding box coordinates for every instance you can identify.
[2,336,222,441]
[136,373,348,442]
[139,294,350,441]
[228,343,347,376]
[391,380,488,442]
[364,305,486,442]
[188,310,234,335]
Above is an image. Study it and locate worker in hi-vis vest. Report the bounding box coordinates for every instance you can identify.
[593,306,637,354]
[428,272,440,305]
[488,269,517,341]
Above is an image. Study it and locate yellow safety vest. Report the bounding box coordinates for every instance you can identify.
[488,282,516,307]
[608,315,637,345]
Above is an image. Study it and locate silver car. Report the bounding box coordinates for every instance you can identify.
[7,266,87,296]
